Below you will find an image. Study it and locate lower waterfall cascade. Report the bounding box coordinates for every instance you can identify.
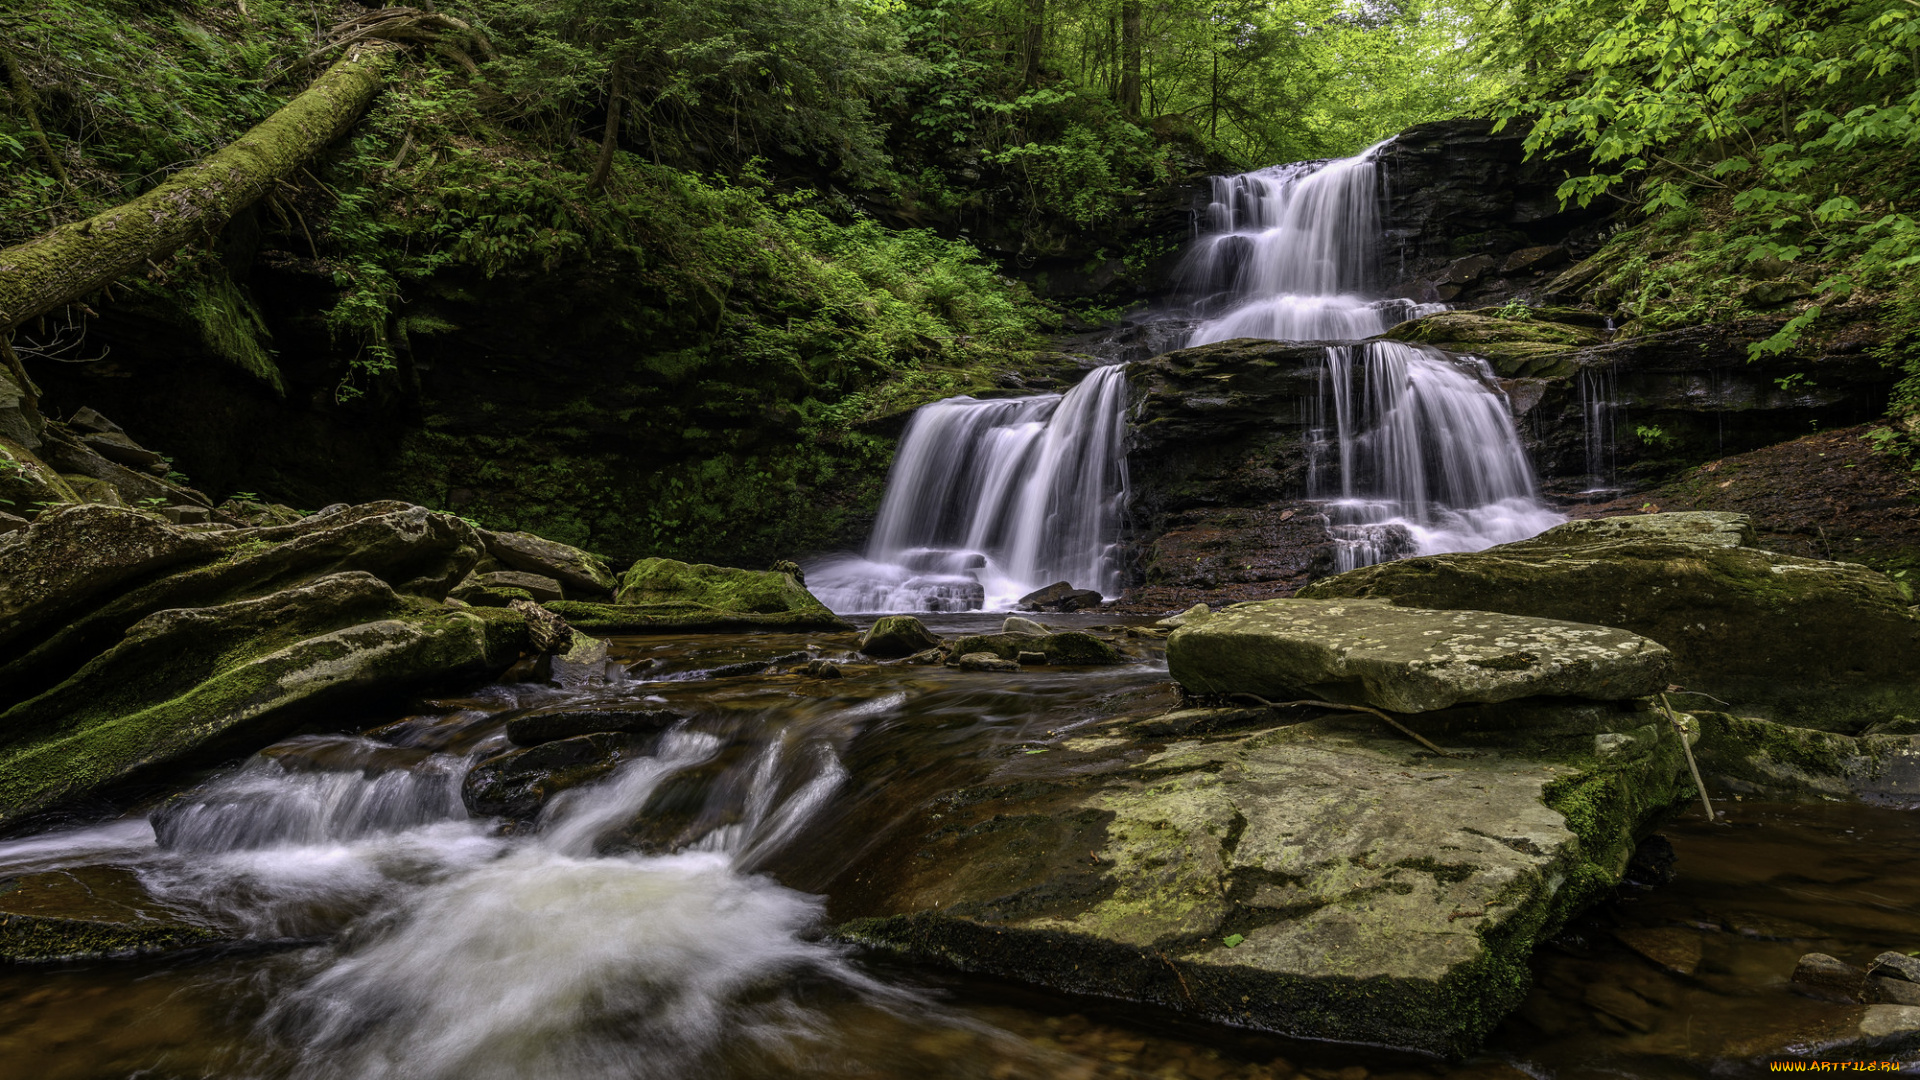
[806,363,1132,613]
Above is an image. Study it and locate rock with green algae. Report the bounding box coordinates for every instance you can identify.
[0,866,226,963]
[946,631,1126,665]
[1382,311,1604,378]
[0,434,80,516]
[0,571,532,828]
[859,615,941,659]
[1690,711,1920,802]
[1166,597,1670,712]
[547,556,852,633]
[0,502,487,709]
[831,701,1694,1057]
[1298,512,1920,731]
[479,528,617,597]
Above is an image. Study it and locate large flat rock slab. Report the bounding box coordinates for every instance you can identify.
[0,866,226,962]
[1299,512,1920,730]
[1166,597,1670,712]
[834,705,1693,1056]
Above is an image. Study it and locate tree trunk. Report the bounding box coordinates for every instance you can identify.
[0,42,398,334]
[0,41,73,194]
[1021,0,1047,84]
[590,60,625,192]
[1119,0,1143,118]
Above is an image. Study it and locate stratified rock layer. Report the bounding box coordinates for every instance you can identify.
[1299,512,1920,729]
[836,702,1693,1056]
[0,503,541,826]
[1166,597,1670,712]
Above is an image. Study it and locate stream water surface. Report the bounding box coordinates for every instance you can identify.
[0,621,1914,1079]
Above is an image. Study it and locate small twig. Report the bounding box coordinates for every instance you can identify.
[1659,693,1718,823]
[1229,693,1456,758]
[1154,950,1194,1003]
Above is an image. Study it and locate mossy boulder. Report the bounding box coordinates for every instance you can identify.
[1382,311,1604,378]
[1299,512,1920,730]
[1691,712,1920,802]
[1167,598,1670,712]
[947,630,1125,665]
[0,435,80,517]
[0,503,486,709]
[834,701,1693,1057]
[0,572,531,827]
[859,615,941,658]
[0,502,555,826]
[480,528,618,597]
[549,556,853,632]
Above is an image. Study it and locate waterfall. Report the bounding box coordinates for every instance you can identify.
[807,364,1131,613]
[1182,142,1562,568]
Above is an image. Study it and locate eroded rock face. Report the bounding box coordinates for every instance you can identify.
[1166,597,1669,712]
[1299,513,1920,729]
[0,503,539,826]
[480,529,618,597]
[834,703,1693,1056]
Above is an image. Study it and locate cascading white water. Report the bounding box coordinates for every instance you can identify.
[807,364,1131,613]
[1181,142,1562,567]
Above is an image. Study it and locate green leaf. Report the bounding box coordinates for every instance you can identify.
[1223,934,1245,948]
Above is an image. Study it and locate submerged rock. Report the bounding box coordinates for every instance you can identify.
[948,631,1125,666]
[859,615,941,659]
[505,708,683,747]
[549,556,852,633]
[834,700,1693,1056]
[1299,512,1920,729]
[1167,597,1669,712]
[463,732,647,818]
[0,866,226,963]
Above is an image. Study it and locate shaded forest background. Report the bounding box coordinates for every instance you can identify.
[1,0,1916,560]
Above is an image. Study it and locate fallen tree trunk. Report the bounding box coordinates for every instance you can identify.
[0,41,399,333]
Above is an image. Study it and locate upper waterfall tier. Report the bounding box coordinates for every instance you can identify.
[1179,141,1437,345]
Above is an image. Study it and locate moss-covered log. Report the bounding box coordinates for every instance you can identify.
[0,42,398,332]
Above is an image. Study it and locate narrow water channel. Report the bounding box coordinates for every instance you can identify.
[0,618,1914,1079]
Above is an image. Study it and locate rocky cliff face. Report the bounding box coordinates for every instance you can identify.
[1373,120,1615,307]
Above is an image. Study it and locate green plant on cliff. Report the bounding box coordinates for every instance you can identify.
[1488,0,1920,374]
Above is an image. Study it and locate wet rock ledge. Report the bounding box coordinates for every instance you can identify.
[834,599,1696,1057]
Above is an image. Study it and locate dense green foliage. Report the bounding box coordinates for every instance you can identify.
[1485,0,1920,457]
[3,0,1916,558]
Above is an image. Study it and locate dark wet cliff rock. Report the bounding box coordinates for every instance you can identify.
[1373,119,1614,307]
[1384,308,1893,498]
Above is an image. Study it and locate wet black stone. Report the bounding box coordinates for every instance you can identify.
[505,709,683,747]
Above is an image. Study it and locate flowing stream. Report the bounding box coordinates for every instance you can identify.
[0,625,1914,1080]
